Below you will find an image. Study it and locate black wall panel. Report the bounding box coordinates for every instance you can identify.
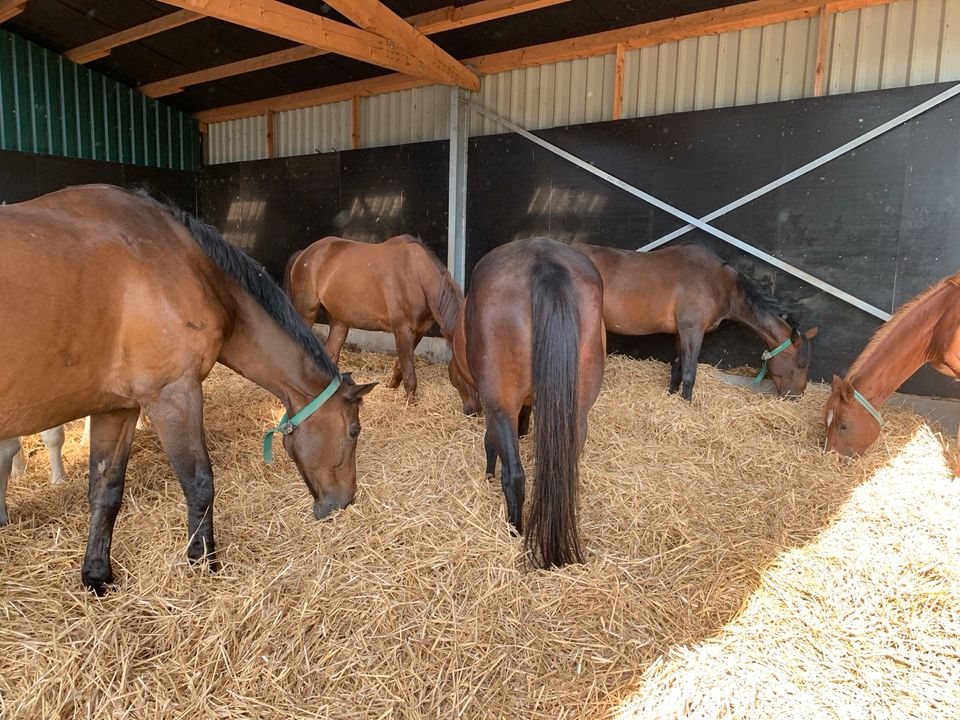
[466,82,960,398]
[0,148,197,211]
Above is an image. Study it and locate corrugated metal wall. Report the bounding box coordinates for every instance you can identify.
[277,100,352,155]
[206,116,267,164]
[205,0,960,164]
[0,29,200,170]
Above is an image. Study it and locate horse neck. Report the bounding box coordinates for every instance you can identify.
[218,291,332,412]
[418,255,463,342]
[729,281,791,348]
[848,290,946,405]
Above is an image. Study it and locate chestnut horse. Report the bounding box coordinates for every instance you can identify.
[451,237,606,568]
[0,185,375,594]
[825,270,960,469]
[574,243,819,400]
[286,236,478,411]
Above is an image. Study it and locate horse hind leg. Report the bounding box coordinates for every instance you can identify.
[392,326,420,403]
[484,409,525,535]
[677,325,705,401]
[0,438,22,526]
[324,319,350,366]
[81,408,140,595]
[40,425,68,485]
[668,335,683,395]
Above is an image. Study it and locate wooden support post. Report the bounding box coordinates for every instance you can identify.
[813,4,829,96]
[265,109,275,159]
[613,43,625,120]
[352,95,361,149]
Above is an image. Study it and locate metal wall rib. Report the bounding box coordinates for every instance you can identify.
[0,29,200,170]
[205,0,960,164]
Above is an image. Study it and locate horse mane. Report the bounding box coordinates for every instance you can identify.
[849,273,958,377]
[134,189,339,379]
[729,263,797,329]
[390,234,465,340]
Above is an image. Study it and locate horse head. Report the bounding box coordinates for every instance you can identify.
[281,373,377,520]
[448,359,480,416]
[766,325,819,398]
[823,374,881,457]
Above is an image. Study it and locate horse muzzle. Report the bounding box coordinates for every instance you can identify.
[313,495,353,521]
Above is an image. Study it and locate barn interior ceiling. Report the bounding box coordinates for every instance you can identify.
[2,0,757,116]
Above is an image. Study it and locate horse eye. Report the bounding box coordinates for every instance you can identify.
[839,423,848,432]
[349,422,361,439]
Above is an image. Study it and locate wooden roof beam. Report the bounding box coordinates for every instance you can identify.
[0,0,28,24]
[142,0,568,98]
[156,0,477,90]
[320,0,477,90]
[65,10,200,64]
[197,0,907,124]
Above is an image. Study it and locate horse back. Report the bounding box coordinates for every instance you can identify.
[573,242,734,334]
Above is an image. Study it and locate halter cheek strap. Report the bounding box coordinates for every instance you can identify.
[753,338,793,384]
[852,388,884,427]
[262,375,342,464]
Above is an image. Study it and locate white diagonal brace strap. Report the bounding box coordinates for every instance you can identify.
[466,100,892,321]
[644,82,960,251]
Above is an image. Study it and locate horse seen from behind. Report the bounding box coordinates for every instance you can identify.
[451,237,606,569]
[574,243,819,401]
[0,185,376,594]
[824,270,960,471]
[286,235,478,412]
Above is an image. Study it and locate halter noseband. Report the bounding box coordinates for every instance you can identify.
[752,338,793,384]
[262,375,342,464]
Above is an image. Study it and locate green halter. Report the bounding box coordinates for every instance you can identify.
[262,375,342,464]
[752,338,793,384]
[852,388,884,426]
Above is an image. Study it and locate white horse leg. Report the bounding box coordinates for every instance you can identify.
[0,437,22,525]
[41,425,68,485]
[11,445,26,476]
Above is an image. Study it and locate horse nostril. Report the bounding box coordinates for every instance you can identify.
[349,422,361,439]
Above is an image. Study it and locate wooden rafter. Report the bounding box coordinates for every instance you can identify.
[322,0,477,89]
[197,0,909,124]
[142,0,570,98]
[0,0,28,24]
[155,0,477,89]
[65,10,200,64]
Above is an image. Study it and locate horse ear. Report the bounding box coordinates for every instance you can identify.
[344,381,378,401]
[341,372,353,383]
[804,326,820,340]
[831,374,853,402]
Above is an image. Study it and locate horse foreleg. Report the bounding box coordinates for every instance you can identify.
[668,335,683,395]
[324,320,350,365]
[0,438,22,526]
[81,408,140,595]
[485,409,525,535]
[392,327,420,403]
[678,326,704,401]
[40,425,68,485]
[146,383,219,574]
[387,332,422,390]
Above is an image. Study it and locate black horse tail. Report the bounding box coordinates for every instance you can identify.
[527,259,583,568]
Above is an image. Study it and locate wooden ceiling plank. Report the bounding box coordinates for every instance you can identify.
[321,0,478,89]
[195,73,433,123]
[409,0,572,34]
[156,0,476,88]
[0,0,27,25]
[64,10,200,64]
[144,0,564,97]
[140,45,325,97]
[197,0,907,123]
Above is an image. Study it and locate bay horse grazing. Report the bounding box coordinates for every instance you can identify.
[450,237,606,568]
[286,235,478,411]
[0,185,375,594]
[573,243,819,400]
[825,270,960,470]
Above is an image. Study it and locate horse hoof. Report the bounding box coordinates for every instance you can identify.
[51,476,68,486]
[82,568,114,596]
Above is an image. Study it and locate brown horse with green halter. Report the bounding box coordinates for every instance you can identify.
[0,185,375,594]
[286,235,478,412]
[824,270,960,470]
[451,237,606,568]
[573,243,819,400]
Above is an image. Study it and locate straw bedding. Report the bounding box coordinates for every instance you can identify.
[0,350,956,719]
